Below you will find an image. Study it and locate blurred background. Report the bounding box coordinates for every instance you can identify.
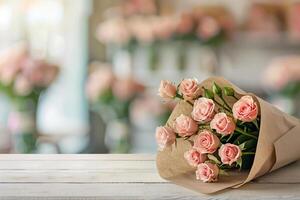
[0,0,299,154]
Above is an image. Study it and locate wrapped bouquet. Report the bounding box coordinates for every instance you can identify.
[155,77,300,193]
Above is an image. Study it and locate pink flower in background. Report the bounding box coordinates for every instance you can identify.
[155,126,176,150]
[158,80,177,100]
[112,78,144,101]
[174,114,198,137]
[121,0,157,16]
[179,78,200,101]
[176,13,194,35]
[197,16,220,40]
[245,4,282,38]
[184,148,206,167]
[153,17,177,40]
[219,143,241,165]
[14,75,32,96]
[22,59,58,87]
[210,113,235,135]
[0,44,28,85]
[192,97,215,123]
[96,18,131,45]
[196,162,219,183]
[7,111,22,134]
[233,95,258,122]
[193,130,220,154]
[288,3,300,39]
[128,17,155,43]
[86,64,115,101]
[264,56,300,90]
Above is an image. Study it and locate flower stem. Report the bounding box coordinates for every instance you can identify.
[235,127,258,140]
[175,94,193,106]
[198,124,210,130]
[213,99,231,113]
[252,120,259,130]
[233,95,239,100]
[219,95,231,111]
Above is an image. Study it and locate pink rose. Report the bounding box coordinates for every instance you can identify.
[112,78,144,101]
[184,148,207,167]
[196,162,219,183]
[233,95,258,122]
[193,130,220,154]
[210,113,236,135]
[86,65,114,102]
[176,13,194,35]
[155,126,176,150]
[174,114,198,137]
[179,78,200,100]
[14,75,32,96]
[158,80,177,99]
[218,143,241,165]
[96,18,131,45]
[153,17,177,40]
[197,16,220,40]
[128,17,155,43]
[192,97,215,122]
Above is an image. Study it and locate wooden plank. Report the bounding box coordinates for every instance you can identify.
[0,156,298,184]
[0,155,299,199]
[0,160,157,170]
[0,183,299,199]
[0,154,155,161]
[0,170,164,183]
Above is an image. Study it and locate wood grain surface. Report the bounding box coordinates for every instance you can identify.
[0,154,299,200]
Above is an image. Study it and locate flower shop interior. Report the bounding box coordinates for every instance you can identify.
[0,0,299,154]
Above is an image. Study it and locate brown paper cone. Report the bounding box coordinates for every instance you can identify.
[156,77,300,194]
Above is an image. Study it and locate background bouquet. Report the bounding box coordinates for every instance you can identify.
[0,43,59,153]
[156,77,300,193]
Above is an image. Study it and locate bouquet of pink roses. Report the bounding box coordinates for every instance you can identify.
[155,77,300,193]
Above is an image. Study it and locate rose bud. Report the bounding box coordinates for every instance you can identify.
[196,162,219,183]
[179,78,200,101]
[193,130,220,154]
[233,95,258,122]
[158,80,177,100]
[210,113,236,135]
[212,82,222,96]
[218,143,242,166]
[223,86,235,97]
[155,126,176,150]
[174,114,198,137]
[191,97,215,123]
[184,148,207,167]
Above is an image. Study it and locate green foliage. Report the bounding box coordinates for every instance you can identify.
[203,88,214,99]
[212,82,222,96]
[208,154,221,165]
[224,86,235,97]
[280,81,300,98]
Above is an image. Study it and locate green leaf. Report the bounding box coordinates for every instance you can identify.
[212,82,222,96]
[203,88,214,99]
[223,86,235,96]
[241,153,255,170]
[207,154,221,164]
[239,139,257,151]
[233,135,250,145]
[226,133,235,143]
[219,169,229,176]
[236,157,242,169]
[239,142,246,150]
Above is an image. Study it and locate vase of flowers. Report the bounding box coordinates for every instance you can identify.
[0,43,59,153]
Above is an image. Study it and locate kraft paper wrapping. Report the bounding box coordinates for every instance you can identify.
[156,77,300,194]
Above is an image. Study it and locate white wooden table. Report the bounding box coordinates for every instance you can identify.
[0,154,299,200]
